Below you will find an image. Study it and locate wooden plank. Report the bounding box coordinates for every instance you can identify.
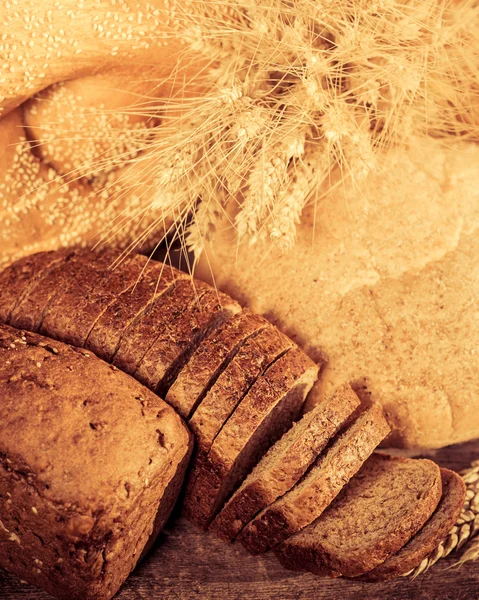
[1,439,478,600]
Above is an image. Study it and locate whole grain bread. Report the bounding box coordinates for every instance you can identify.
[363,468,466,581]
[0,250,70,324]
[274,453,442,578]
[211,383,361,541]
[39,252,150,347]
[138,286,241,396]
[0,323,192,600]
[239,405,390,554]
[183,347,319,528]
[85,259,185,362]
[166,311,267,418]
[189,325,295,455]
[112,277,207,377]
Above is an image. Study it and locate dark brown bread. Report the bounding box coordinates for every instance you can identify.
[189,325,294,455]
[138,286,242,396]
[8,249,115,334]
[211,384,361,541]
[183,347,319,528]
[239,405,391,554]
[0,250,70,324]
[363,468,466,581]
[0,324,192,600]
[112,277,207,377]
[274,453,442,578]
[85,260,185,362]
[166,311,267,418]
[39,252,150,347]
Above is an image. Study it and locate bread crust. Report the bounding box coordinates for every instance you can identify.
[183,347,318,528]
[166,310,267,418]
[239,405,390,554]
[139,286,241,395]
[0,324,192,600]
[0,250,70,324]
[274,453,443,577]
[85,260,184,362]
[211,383,361,541]
[39,252,149,348]
[362,468,466,581]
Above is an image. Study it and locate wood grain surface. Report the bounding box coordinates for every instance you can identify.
[1,439,478,600]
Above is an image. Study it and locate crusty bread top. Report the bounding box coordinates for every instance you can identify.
[0,324,191,512]
[276,453,442,577]
[167,310,267,418]
[364,468,466,580]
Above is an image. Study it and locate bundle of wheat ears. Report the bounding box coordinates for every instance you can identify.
[108,0,479,254]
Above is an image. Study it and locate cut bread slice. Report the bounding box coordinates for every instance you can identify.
[239,405,390,554]
[0,250,71,324]
[112,277,208,376]
[183,347,319,529]
[189,326,295,455]
[39,252,150,347]
[85,260,185,362]
[166,311,267,418]
[211,383,361,542]
[274,453,442,578]
[362,468,466,581]
[8,250,105,333]
[138,287,242,396]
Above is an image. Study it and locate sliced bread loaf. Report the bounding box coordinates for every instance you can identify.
[363,468,466,581]
[166,311,267,418]
[211,384,361,541]
[0,250,71,324]
[139,287,242,396]
[112,277,207,376]
[189,325,295,455]
[84,260,184,362]
[239,405,390,554]
[183,347,319,528]
[274,453,443,578]
[39,252,150,347]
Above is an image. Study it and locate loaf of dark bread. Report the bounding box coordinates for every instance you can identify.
[0,324,192,600]
[211,383,361,541]
[275,454,442,577]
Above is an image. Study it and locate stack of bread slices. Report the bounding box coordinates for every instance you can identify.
[0,249,466,599]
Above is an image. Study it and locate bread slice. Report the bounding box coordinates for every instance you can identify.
[138,287,242,396]
[0,250,71,324]
[363,468,466,581]
[112,277,208,377]
[239,405,391,554]
[274,453,442,578]
[183,347,319,528]
[8,250,111,333]
[39,252,150,347]
[211,383,361,541]
[189,325,295,455]
[166,311,267,418]
[85,260,185,362]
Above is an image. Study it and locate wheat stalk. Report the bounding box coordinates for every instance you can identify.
[404,460,479,578]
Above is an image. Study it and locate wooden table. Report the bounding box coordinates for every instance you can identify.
[1,439,478,600]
